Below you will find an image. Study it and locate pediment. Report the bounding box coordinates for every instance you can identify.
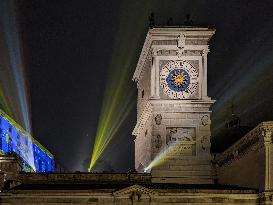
[113,184,158,196]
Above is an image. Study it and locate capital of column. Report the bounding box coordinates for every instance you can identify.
[201,47,210,56]
[152,48,160,57]
[262,128,273,145]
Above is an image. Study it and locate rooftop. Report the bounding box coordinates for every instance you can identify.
[8,173,257,194]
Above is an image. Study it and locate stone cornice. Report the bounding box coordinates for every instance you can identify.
[132,27,215,82]
[150,99,215,105]
[216,121,273,167]
[151,99,215,113]
[132,102,152,136]
[133,32,152,82]
[133,99,215,136]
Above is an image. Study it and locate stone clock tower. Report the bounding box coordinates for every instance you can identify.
[132,27,215,184]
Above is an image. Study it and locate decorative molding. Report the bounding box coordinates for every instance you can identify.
[132,28,215,82]
[201,135,210,151]
[216,121,273,167]
[176,48,184,58]
[152,47,160,57]
[201,115,210,126]
[133,33,153,82]
[113,184,158,196]
[154,114,162,125]
[177,33,186,49]
[201,47,210,56]
[258,191,273,203]
[154,135,162,150]
[137,49,153,82]
[132,102,153,136]
[151,100,215,113]
[176,33,186,58]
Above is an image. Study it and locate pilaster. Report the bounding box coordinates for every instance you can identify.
[201,47,209,99]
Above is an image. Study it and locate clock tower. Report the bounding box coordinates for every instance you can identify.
[132,27,215,184]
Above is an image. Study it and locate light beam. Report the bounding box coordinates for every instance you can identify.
[144,141,185,172]
[0,0,32,134]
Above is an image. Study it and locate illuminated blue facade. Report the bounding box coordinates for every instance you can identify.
[0,110,54,172]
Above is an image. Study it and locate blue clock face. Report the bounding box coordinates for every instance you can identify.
[160,60,199,99]
[166,69,190,92]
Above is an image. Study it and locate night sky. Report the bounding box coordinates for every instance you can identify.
[1,0,273,172]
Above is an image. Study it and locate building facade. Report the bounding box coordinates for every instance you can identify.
[132,27,215,184]
[0,27,273,204]
[0,108,54,173]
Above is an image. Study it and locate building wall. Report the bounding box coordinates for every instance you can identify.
[135,114,152,171]
[218,147,265,190]
[137,51,151,120]
[216,122,273,191]
[0,170,259,205]
[135,48,152,171]
[150,101,214,184]
[0,110,54,172]
[0,190,259,205]
[133,28,215,184]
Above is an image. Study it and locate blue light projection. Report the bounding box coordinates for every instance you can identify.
[0,109,54,172]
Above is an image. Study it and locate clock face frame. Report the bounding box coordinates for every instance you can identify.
[160,60,199,99]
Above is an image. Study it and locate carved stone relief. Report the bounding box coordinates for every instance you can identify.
[166,127,196,156]
[176,48,184,58]
[152,40,177,45]
[201,135,210,151]
[154,135,162,150]
[201,115,209,126]
[186,39,207,45]
[177,33,186,49]
[155,114,162,125]
[175,33,186,58]
[157,50,177,56]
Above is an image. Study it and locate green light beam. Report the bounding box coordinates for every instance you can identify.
[89,0,156,171]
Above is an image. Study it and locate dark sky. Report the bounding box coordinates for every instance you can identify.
[1,0,273,171]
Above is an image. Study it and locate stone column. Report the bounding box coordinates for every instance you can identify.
[259,191,273,205]
[263,128,273,191]
[201,48,209,99]
[150,48,157,99]
[155,54,160,99]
